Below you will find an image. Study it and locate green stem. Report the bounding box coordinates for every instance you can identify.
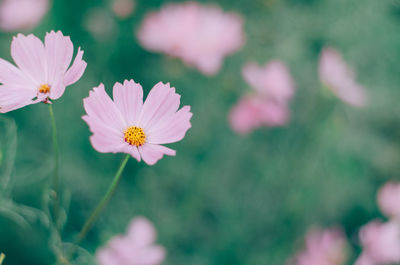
[76,154,130,244]
[0,253,5,265]
[48,104,60,227]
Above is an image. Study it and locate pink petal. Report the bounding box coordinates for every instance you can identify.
[138,82,180,131]
[44,30,73,99]
[242,61,295,102]
[0,84,36,113]
[113,79,143,125]
[191,55,222,76]
[134,246,166,265]
[47,77,66,100]
[11,33,46,86]
[259,100,290,126]
[242,63,260,89]
[95,217,166,265]
[228,96,263,134]
[229,96,290,134]
[82,113,122,137]
[83,115,126,153]
[138,144,176,165]
[295,227,348,265]
[0,58,34,88]
[359,221,400,263]
[355,254,374,265]
[319,47,367,107]
[83,83,126,132]
[45,31,73,80]
[120,144,141,162]
[147,105,192,144]
[377,182,400,219]
[64,47,87,86]
[338,81,367,107]
[127,217,156,246]
[96,248,121,265]
[89,134,125,154]
[108,236,132,253]
[0,0,49,32]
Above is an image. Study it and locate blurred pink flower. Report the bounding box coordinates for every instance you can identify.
[112,0,135,18]
[0,31,87,113]
[318,47,367,107]
[295,227,348,265]
[0,0,49,31]
[84,8,118,41]
[137,2,245,75]
[354,254,374,265]
[242,60,295,102]
[229,60,294,134]
[83,80,192,165]
[97,217,166,265]
[357,221,400,264]
[229,95,289,134]
[378,182,400,219]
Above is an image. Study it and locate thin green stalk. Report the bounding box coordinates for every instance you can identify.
[0,253,5,265]
[76,154,130,244]
[48,104,60,227]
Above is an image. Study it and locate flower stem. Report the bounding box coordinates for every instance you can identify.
[48,104,60,227]
[76,154,130,244]
[0,253,5,265]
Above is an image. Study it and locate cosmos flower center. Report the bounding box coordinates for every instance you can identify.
[124,126,146,147]
[38,84,50,94]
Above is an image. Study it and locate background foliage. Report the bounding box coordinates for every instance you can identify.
[1,0,400,264]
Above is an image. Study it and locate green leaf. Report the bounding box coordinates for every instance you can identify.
[0,117,17,196]
[0,199,49,228]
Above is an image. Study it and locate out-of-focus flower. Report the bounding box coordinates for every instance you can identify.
[357,221,400,264]
[0,31,87,113]
[137,1,245,75]
[229,95,289,134]
[377,182,400,219]
[0,0,49,32]
[84,8,117,41]
[295,227,348,265]
[242,61,295,102]
[229,60,294,134]
[354,254,374,265]
[83,80,192,165]
[318,47,367,107]
[112,0,135,18]
[96,217,166,265]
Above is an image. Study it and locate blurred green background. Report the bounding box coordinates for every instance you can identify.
[1,0,400,264]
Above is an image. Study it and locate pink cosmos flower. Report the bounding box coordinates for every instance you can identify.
[96,217,166,265]
[377,182,400,220]
[295,227,348,265]
[318,47,367,107]
[357,220,400,264]
[82,80,192,165]
[229,95,289,134]
[137,2,245,75]
[242,61,295,102]
[0,0,49,32]
[0,31,87,113]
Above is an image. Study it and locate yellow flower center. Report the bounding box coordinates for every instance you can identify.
[38,84,50,94]
[124,126,146,147]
